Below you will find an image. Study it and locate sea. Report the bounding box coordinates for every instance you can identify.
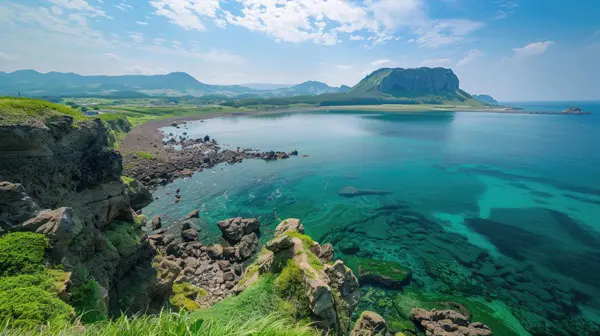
[144,101,600,335]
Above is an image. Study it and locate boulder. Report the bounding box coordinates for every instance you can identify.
[235,233,258,260]
[181,228,199,242]
[217,217,260,242]
[350,311,388,336]
[22,207,82,248]
[411,308,493,336]
[324,260,361,311]
[319,243,334,263]
[147,216,162,230]
[183,209,199,220]
[274,218,305,236]
[265,235,295,253]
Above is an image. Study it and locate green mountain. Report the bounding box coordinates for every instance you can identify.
[472,94,500,105]
[0,70,257,97]
[271,81,340,96]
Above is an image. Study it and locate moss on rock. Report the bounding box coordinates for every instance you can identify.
[169,282,208,311]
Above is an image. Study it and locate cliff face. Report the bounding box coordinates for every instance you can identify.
[0,116,130,230]
[350,67,461,97]
[0,115,148,302]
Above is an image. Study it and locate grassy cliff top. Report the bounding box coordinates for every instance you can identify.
[0,97,85,126]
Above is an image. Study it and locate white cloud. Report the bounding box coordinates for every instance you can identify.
[152,38,165,45]
[336,64,353,70]
[104,52,121,61]
[48,0,106,17]
[124,65,163,74]
[370,59,396,67]
[50,6,63,15]
[349,35,365,41]
[457,48,483,66]
[494,0,519,20]
[513,41,554,58]
[420,58,453,67]
[414,19,484,48]
[150,0,220,31]
[113,3,133,11]
[136,21,148,25]
[128,32,144,43]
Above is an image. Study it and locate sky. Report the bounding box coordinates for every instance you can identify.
[0,0,599,101]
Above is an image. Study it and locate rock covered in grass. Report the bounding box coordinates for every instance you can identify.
[411,308,493,336]
[236,218,360,335]
[350,311,389,336]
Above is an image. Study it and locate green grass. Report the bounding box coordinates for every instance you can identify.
[132,151,155,160]
[0,97,85,125]
[283,231,323,271]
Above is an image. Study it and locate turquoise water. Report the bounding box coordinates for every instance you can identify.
[145,102,600,335]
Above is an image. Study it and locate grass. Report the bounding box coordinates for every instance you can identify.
[283,231,323,271]
[0,97,85,125]
[132,151,155,160]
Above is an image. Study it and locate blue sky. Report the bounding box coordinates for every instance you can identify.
[0,0,598,100]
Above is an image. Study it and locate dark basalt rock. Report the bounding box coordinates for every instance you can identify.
[217,217,260,243]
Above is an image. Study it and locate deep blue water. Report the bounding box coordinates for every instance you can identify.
[145,102,600,335]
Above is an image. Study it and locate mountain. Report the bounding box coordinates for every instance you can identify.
[272,81,340,96]
[0,70,257,97]
[240,83,293,90]
[338,85,351,93]
[0,70,342,98]
[472,94,500,105]
[224,67,481,108]
[349,67,462,98]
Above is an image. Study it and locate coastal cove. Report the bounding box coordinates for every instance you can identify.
[142,102,600,335]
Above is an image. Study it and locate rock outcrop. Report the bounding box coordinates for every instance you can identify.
[237,218,360,335]
[350,311,389,336]
[145,217,261,307]
[411,308,493,336]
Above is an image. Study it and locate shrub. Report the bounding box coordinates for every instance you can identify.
[104,221,142,257]
[0,273,55,293]
[0,286,73,329]
[69,279,107,323]
[0,232,48,277]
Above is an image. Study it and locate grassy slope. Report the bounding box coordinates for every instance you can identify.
[0,97,85,125]
[1,277,320,336]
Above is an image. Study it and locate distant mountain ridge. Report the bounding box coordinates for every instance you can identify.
[472,94,500,105]
[0,70,344,98]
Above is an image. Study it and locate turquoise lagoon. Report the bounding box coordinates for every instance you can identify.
[144,102,600,335]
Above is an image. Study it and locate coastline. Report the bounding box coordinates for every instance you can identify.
[119,103,586,161]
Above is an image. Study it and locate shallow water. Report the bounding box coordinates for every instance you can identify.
[145,102,600,335]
